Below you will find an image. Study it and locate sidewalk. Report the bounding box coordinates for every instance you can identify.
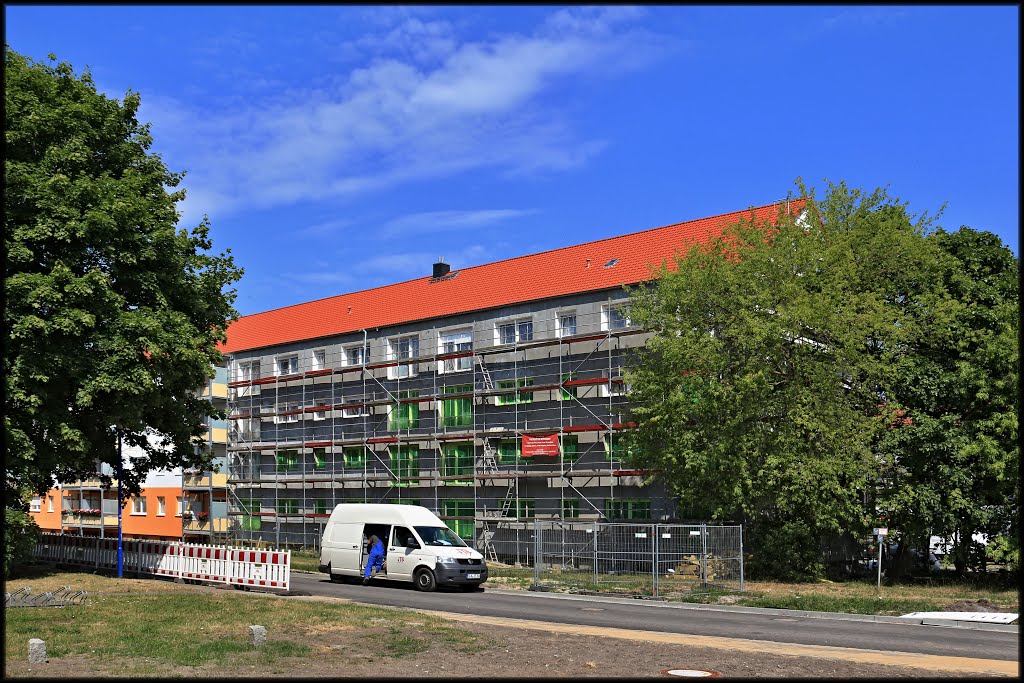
[496,587,1020,633]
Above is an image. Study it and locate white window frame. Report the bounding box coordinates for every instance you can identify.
[276,354,300,376]
[276,402,301,424]
[344,343,368,367]
[312,409,327,421]
[157,496,166,516]
[312,349,327,371]
[557,312,577,338]
[496,318,534,346]
[238,360,260,382]
[176,497,183,516]
[30,496,41,513]
[439,328,473,373]
[131,496,147,516]
[47,495,54,513]
[601,380,630,398]
[235,418,260,439]
[602,301,632,331]
[388,335,420,379]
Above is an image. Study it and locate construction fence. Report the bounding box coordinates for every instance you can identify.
[483,521,744,597]
[32,533,291,591]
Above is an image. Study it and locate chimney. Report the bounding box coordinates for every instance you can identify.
[432,257,451,278]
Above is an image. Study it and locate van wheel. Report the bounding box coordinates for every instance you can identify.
[414,568,437,592]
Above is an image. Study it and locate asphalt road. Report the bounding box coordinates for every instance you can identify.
[288,572,1017,663]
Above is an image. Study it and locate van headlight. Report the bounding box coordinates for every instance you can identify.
[436,556,459,565]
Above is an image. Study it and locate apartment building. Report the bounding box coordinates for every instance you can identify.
[222,202,800,553]
[29,366,231,543]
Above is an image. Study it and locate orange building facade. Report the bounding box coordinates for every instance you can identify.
[29,366,229,543]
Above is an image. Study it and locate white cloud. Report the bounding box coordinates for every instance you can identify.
[379,209,537,238]
[140,7,671,223]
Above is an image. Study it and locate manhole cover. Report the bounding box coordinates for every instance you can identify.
[662,669,721,677]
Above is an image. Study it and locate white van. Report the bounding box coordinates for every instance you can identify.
[318,504,488,592]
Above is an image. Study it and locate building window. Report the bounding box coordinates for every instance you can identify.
[497,318,533,345]
[392,446,419,482]
[342,397,368,418]
[313,448,327,470]
[441,384,473,427]
[47,495,54,513]
[238,498,261,515]
[314,499,328,515]
[276,402,300,423]
[342,447,366,469]
[560,373,578,401]
[238,360,260,382]
[558,313,577,338]
[443,443,474,483]
[603,302,631,330]
[498,439,520,465]
[389,335,419,379]
[312,409,327,421]
[603,434,636,461]
[30,496,41,513]
[442,499,474,539]
[513,498,536,519]
[131,497,147,516]
[345,344,368,366]
[176,496,183,516]
[276,355,300,375]
[601,379,630,397]
[605,498,651,520]
[276,450,299,472]
[235,418,260,439]
[439,329,472,373]
[496,378,533,405]
[389,391,420,431]
[276,498,299,515]
[312,349,327,371]
[560,434,579,457]
[561,498,580,518]
[157,496,166,516]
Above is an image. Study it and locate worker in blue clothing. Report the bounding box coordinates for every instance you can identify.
[363,534,385,584]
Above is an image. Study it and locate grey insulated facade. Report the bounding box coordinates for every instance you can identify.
[225,287,673,552]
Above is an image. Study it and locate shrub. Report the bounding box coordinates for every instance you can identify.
[746,520,825,582]
[4,507,41,578]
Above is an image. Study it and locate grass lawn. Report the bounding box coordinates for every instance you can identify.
[4,570,491,675]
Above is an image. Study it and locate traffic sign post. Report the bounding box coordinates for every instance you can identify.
[874,528,888,591]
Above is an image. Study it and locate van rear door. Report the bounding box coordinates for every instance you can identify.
[328,522,362,574]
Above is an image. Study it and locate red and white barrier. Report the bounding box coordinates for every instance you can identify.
[33,533,290,590]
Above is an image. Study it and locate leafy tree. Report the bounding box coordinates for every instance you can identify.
[877,227,1018,575]
[623,180,956,579]
[4,507,41,578]
[4,47,243,501]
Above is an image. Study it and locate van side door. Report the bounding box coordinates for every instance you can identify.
[388,526,418,581]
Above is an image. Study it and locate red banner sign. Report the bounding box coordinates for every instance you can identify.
[522,433,560,457]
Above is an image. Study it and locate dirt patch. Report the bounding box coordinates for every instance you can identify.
[943,599,1013,613]
[3,618,988,678]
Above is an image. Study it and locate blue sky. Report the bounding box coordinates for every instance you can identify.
[6,5,1019,316]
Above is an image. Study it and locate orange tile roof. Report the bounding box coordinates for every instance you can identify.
[220,200,804,353]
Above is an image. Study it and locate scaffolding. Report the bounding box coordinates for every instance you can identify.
[225,296,672,553]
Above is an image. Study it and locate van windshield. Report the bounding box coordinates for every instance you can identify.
[414,526,468,547]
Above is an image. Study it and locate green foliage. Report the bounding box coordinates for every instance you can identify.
[875,227,1019,574]
[623,179,1017,579]
[4,507,41,578]
[4,47,243,499]
[746,521,825,582]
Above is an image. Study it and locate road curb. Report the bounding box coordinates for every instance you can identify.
[482,587,1019,633]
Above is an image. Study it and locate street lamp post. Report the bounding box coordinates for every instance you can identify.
[117,431,124,578]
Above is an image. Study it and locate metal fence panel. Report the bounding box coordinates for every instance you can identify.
[524,521,742,597]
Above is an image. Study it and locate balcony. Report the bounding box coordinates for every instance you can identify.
[182,472,228,488]
[199,383,228,399]
[183,517,229,533]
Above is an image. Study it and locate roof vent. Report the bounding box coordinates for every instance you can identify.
[604,258,619,268]
[432,258,451,279]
